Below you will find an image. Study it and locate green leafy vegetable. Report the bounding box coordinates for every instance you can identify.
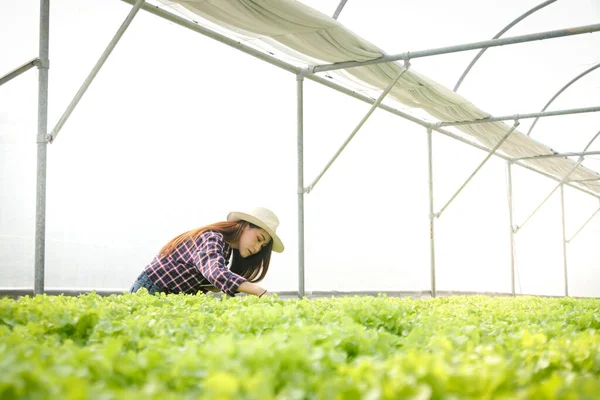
[1,292,599,399]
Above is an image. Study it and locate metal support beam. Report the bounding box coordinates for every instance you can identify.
[454,0,557,92]
[516,164,580,232]
[48,0,145,143]
[506,161,516,296]
[527,61,600,137]
[436,121,520,218]
[0,58,40,87]
[517,157,587,232]
[569,177,600,183]
[566,203,600,243]
[438,105,600,127]
[514,150,600,161]
[306,62,410,193]
[297,74,305,299]
[120,0,301,74]
[332,0,348,19]
[427,128,436,298]
[309,23,600,74]
[560,185,568,296]
[121,0,600,201]
[516,130,600,232]
[35,0,50,295]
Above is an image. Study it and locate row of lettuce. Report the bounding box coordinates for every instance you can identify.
[1,292,599,399]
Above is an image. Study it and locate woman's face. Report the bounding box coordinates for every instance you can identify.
[238,225,272,258]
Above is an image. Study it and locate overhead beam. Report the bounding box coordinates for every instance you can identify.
[438,106,600,127]
[309,23,600,74]
[515,150,600,161]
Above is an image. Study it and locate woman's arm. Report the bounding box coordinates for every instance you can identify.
[237,281,269,297]
[205,282,268,296]
[194,232,247,296]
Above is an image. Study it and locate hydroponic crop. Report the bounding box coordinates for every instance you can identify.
[1,292,599,399]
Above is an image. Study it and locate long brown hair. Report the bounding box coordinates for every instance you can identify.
[159,221,271,283]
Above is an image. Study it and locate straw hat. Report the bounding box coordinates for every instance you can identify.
[227,207,284,253]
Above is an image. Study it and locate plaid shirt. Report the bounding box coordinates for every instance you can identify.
[145,230,246,296]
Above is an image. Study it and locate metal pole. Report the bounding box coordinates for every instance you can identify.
[0,58,40,87]
[427,128,436,298]
[436,121,519,218]
[506,161,516,296]
[453,0,557,92]
[332,0,348,19]
[567,177,600,183]
[515,150,600,161]
[566,205,600,243]
[35,0,50,295]
[560,184,568,296]
[48,0,145,143]
[297,74,305,298]
[438,106,600,127]
[309,23,600,74]
[527,61,600,137]
[306,62,410,193]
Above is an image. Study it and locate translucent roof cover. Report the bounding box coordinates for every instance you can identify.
[158,0,600,194]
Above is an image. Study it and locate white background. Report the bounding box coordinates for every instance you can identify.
[1,0,599,296]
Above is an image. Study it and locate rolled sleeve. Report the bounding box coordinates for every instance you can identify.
[194,231,246,296]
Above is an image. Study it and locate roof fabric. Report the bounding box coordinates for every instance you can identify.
[159,0,600,194]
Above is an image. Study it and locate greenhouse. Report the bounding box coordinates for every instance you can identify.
[1,0,600,398]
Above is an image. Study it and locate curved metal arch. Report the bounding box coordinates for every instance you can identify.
[332,0,348,19]
[527,61,600,137]
[568,128,600,184]
[453,0,558,92]
[577,130,600,161]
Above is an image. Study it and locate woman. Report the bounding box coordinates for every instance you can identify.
[130,207,284,297]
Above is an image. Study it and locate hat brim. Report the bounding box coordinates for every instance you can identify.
[227,211,284,253]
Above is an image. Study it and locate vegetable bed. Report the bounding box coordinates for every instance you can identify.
[1,293,599,399]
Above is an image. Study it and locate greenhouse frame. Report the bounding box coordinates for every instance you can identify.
[2,0,600,298]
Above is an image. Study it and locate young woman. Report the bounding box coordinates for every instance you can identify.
[129,207,284,297]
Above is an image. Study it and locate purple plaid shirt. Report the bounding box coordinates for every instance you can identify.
[145,230,247,296]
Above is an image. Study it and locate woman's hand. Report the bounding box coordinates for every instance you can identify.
[238,281,268,297]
